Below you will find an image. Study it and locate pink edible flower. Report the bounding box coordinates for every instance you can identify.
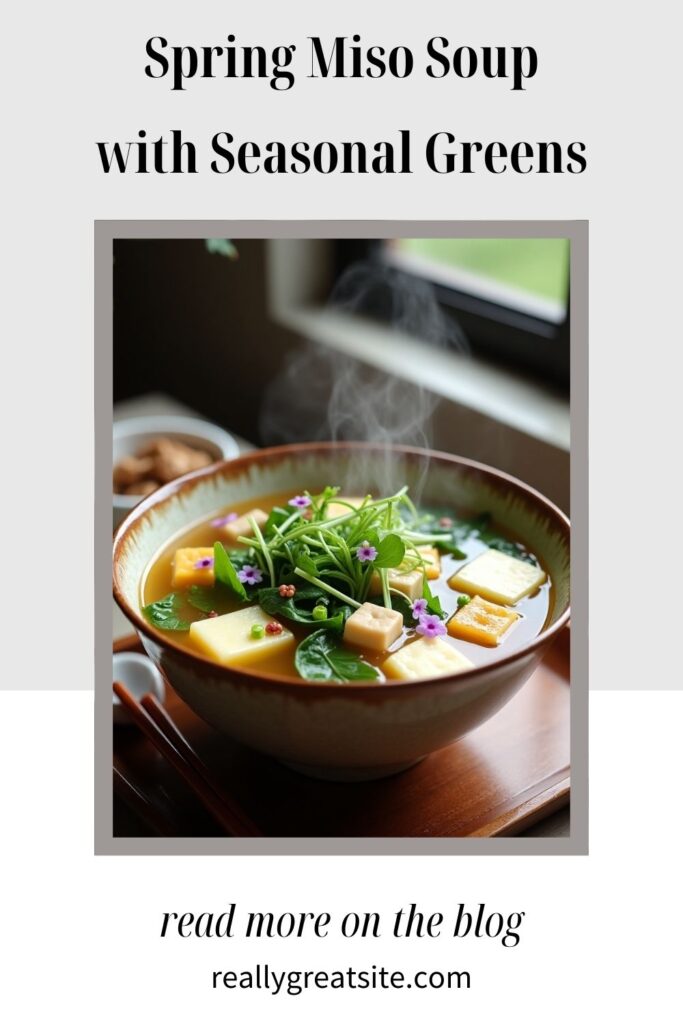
[238,565,263,585]
[356,540,378,563]
[288,495,312,509]
[194,556,214,570]
[416,614,447,639]
[411,598,428,620]
[211,513,238,527]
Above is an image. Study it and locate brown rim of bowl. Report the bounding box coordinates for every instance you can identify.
[113,441,571,695]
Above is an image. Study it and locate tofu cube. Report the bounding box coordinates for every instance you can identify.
[344,601,403,652]
[369,567,424,603]
[171,547,215,588]
[325,496,368,519]
[218,508,268,544]
[447,595,519,647]
[417,545,441,580]
[383,637,474,681]
[448,548,546,605]
[189,605,294,667]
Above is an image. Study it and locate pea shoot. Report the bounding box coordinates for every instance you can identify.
[232,484,448,614]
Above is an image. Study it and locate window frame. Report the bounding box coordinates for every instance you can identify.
[335,239,570,389]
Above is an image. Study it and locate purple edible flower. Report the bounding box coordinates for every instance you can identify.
[356,540,378,563]
[288,494,312,509]
[194,556,214,570]
[238,564,263,586]
[411,598,428,620]
[211,512,238,527]
[416,614,447,639]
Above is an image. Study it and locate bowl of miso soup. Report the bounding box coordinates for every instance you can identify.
[113,443,570,780]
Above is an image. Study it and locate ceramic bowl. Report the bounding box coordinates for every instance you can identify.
[113,415,241,528]
[112,443,570,781]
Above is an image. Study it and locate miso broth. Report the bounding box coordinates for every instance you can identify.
[141,489,553,683]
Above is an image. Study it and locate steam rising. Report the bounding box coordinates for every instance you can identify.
[260,260,467,498]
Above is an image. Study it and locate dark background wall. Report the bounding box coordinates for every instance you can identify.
[113,239,304,444]
[113,238,568,510]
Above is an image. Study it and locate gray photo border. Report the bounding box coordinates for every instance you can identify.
[95,219,588,856]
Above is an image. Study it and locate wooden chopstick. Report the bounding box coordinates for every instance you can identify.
[113,759,176,837]
[113,682,262,837]
[140,691,261,839]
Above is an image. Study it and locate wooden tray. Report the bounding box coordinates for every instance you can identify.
[113,630,570,839]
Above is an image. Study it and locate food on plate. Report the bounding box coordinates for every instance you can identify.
[113,437,213,496]
[140,486,552,683]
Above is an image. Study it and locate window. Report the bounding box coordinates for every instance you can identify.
[335,238,570,387]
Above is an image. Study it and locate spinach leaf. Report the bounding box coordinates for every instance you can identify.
[462,514,537,565]
[213,542,248,601]
[226,546,257,572]
[420,508,536,565]
[372,533,406,569]
[188,546,258,613]
[295,630,380,683]
[422,577,444,618]
[483,535,538,565]
[142,592,190,632]
[454,512,490,543]
[187,585,237,616]
[186,586,216,613]
[413,510,469,558]
[432,537,467,559]
[258,585,350,632]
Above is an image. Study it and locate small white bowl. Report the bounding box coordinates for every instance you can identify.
[113,651,166,726]
[113,415,240,527]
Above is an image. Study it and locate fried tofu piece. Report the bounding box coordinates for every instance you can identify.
[447,595,519,647]
[448,548,545,605]
[189,606,294,667]
[368,566,424,603]
[383,637,474,680]
[344,601,403,653]
[417,545,441,580]
[218,508,268,543]
[171,547,215,588]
